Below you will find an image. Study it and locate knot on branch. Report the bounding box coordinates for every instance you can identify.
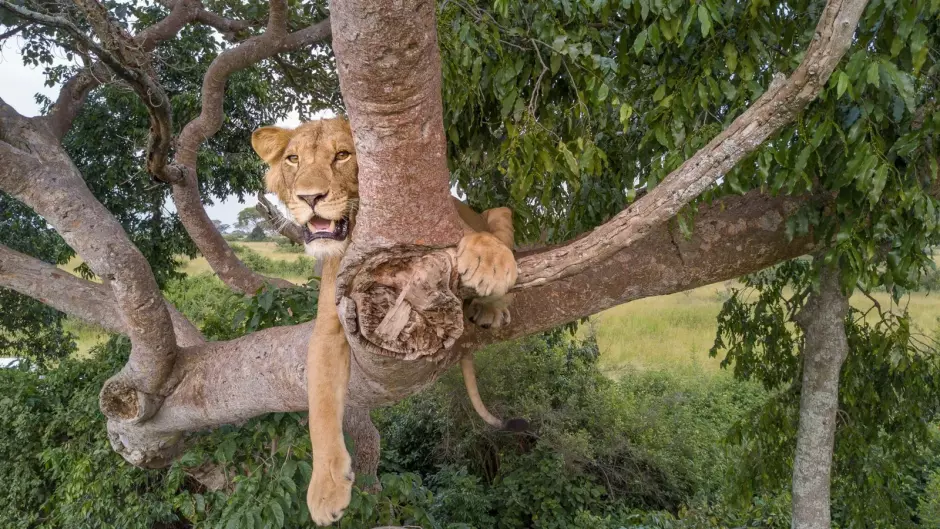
[99,374,164,424]
[337,244,464,362]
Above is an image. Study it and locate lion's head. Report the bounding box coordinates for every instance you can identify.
[251,118,359,258]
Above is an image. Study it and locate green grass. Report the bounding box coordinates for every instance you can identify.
[588,282,940,376]
[586,284,730,375]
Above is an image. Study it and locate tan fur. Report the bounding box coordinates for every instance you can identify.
[252,118,517,526]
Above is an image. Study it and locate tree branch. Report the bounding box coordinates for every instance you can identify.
[256,192,304,244]
[0,243,204,347]
[170,13,330,294]
[39,0,199,139]
[68,0,179,183]
[514,0,869,289]
[0,23,26,41]
[0,98,178,400]
[107,188,818,465]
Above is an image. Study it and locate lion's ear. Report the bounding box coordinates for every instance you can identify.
[251,126,292,165]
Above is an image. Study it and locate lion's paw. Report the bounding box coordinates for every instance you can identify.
[457,232,517,298]
[468,295,513,329]
[307,452,354,526]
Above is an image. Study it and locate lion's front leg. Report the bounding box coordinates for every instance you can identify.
[306,261,354,526]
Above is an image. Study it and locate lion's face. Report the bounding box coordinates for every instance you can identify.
[251,119,359,258]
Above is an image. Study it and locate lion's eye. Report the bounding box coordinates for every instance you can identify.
[334,151,351,161]
[285,154,299,164]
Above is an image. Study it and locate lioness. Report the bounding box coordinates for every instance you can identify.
[251,118,518,525]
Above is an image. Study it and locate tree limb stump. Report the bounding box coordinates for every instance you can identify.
[337,244,465,363]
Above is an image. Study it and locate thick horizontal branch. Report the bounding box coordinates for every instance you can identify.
[170,13,330,294]
[109,187,816,466]
[515,0,868,289]
[0,244,204,347]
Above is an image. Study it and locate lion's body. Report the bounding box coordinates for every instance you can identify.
[252,118,517,525]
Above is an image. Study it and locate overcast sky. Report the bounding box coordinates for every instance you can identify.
[0,40,317,226]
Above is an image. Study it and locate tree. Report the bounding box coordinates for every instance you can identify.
[212,219,231,234]
[236,206,266,231]
[0,0,938,526]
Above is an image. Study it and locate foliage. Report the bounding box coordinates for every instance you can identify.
[439,0,939,252]
[162,272,318,341]
[712,260,940,528]
[377,334,769,527]
[921,465,940,528]
[230,243,316,278]
[0,197,77,361]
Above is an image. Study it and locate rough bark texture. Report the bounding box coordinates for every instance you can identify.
[514,0,869,289]
[0,244,204,347]
[0,101,179,398]
[791,266,850,529]
[344,407,382,492]
[256,192,305,245]
[330,0,465,247]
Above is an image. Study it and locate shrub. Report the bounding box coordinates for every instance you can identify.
[376,334,770,527]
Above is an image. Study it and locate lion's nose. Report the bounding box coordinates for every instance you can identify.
[298,193,327,209]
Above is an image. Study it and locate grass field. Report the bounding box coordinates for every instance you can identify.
[59,242,940,370]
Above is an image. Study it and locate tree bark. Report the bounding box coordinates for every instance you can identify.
[0,244,204,347]
[791,265,850,529]
[344,407,382,492]
[0,100,179,399]
[331,0,464,248]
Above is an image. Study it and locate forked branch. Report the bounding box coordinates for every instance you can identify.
[0,99,178,397]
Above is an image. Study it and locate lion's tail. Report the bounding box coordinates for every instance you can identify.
[460,354,529,432]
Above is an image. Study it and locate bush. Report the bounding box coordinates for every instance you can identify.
[275,239,306,253]
[921,469,940,528]
[376,334,771,527]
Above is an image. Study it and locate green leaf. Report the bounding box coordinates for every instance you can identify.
[697,5,712,37]
[653,84,666,102]
[869,165,888,205]
[632,28,648,55]
[619,103,633,131]
[836,71,849,98]
[268,501,285,528]
[723,43,738,72]
[550,53,561,74]
[597,83,609,101]
[866,62,880,87]
[558,143,579,176]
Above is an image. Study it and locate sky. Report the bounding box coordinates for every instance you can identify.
[0,40,317,226]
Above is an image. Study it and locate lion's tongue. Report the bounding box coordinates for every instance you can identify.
[310,217,332,232]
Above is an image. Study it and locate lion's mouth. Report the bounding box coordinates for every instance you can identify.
[303,216,349,243]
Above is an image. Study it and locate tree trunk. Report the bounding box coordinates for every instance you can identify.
[791,265,850,529]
